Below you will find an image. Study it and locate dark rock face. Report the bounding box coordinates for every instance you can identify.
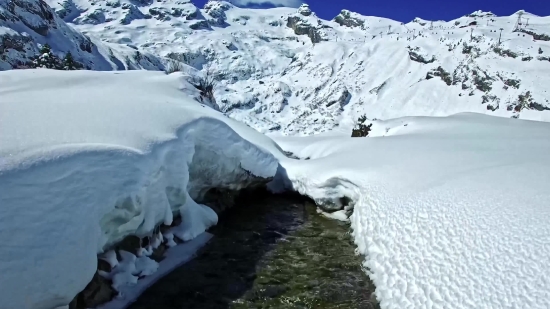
[333,9,364,28]
[203,0,231,27]
[3,0,56,36]
[287,16,322,44]
[408,51,436,64]
[189,19,209,30]
[0,0,106,69]
[120,3,150,25]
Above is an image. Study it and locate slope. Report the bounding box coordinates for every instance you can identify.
[0,0,162,70]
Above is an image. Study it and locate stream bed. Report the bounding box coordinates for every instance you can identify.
[128,191,378,309]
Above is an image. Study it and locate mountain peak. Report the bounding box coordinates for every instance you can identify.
[466,10,496,18]
[297,3,312,16]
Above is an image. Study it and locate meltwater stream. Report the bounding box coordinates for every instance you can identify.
[128,191,378,309]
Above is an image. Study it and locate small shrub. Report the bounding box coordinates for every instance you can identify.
[190,69,217,103]
[521,56,533,61]
[539,47,544,54]
[351,115,372,137]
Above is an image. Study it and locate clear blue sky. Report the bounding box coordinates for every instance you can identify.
[195,0,550,22]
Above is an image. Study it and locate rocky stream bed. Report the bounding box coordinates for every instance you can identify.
[127,191,378,309]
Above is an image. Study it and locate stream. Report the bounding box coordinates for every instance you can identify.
[128,190,378,309]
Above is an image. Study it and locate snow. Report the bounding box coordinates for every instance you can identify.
[0,69,279,309]
[273,113,550,308]
[43,1,550,135]
[2,2,550,308]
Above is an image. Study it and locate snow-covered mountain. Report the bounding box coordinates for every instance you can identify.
[3,1,550,134]
[0,0,163,70]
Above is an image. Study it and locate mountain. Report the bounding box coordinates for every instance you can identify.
[0,0,162,70]
[3,1,550,134]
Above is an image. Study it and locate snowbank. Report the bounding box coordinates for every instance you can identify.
[0,69,279,309]
[273,113,550,308]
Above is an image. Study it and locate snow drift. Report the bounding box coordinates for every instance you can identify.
[274,114,550,308]
[0,69,280,309]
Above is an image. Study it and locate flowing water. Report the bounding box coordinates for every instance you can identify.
[128,191,378,309]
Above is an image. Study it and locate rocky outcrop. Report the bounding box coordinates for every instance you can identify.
[297,3,312,16]
[149,4,199,21]
[203,0,231,27]
[287,16,322,43]
[2,0,57,36]
[333,10,364,28]
[120,3,150,25]
[75,8,106,25]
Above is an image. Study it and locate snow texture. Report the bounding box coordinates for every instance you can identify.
[273,113,550,309]
[0,69,279,309]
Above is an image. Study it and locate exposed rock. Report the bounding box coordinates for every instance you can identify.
[149,7,172,21]
[189,19,210,30]
[426,66,452,86]
[297,3,312,17]
[287,16,322,43]
[517,29,550,41]
[75,8,106,25]
[333,9,364,28]
[408,51,435,63]
[4,0,56,36]
[71,271,116,309]
[120,4,150,25]
[326,87,350,108]
[0,32,35,70]
[204,0,231,27]
[55,0,79,21]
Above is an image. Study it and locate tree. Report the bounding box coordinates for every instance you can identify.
[62,52,77,70]
[31,44,62,69]
[351,115,373,137]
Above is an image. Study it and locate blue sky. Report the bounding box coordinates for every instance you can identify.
[195,0,550,22]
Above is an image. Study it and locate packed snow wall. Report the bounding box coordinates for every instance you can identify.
[0,69,279,309]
